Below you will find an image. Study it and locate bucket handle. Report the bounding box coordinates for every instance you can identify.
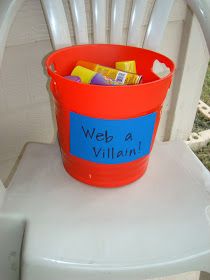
[45,55,57,80]
[151,54,175,77]
[50,79,59,100]
[152,59,171,78]
[45,56,61,100]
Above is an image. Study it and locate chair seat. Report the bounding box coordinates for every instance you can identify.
[1,141,210,280]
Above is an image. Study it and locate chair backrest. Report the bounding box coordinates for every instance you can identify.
[40,0,210,141]
[41,0,210,52]
[41,0,175,51]
[1,0,209,69]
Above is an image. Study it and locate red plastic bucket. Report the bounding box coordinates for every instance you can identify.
[45,44,175,188]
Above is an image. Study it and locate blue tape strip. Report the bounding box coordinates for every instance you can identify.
[70,112,157,164]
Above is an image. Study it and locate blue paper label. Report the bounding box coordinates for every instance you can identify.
[70,112,156,164]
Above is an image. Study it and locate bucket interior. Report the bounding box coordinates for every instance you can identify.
[47,44,174,84]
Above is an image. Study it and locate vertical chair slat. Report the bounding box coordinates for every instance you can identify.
[92,0,107,43]
[41,0,72,49]
[69,0,89,44]
[127,0,147,47]
[110,0,126,44]
[143,0,175,51]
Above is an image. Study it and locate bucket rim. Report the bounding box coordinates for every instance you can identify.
[45,44,175,89]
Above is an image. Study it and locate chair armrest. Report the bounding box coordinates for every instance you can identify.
[186,0,210,54]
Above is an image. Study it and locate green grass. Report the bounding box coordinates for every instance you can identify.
[193,62,210,170]
[192,111,210,133]
[201,61,210,106]
[195,142,210,171]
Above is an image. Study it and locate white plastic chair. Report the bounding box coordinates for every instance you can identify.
[0,1,210,280]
